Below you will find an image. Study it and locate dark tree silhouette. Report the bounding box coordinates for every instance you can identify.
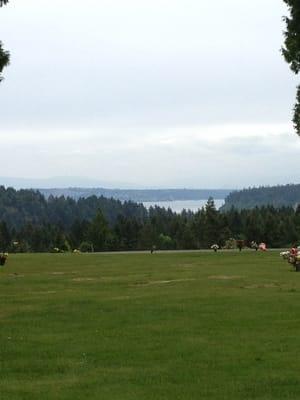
[0,42,9,82]
[282,0,300,135]
[0,0,9,82]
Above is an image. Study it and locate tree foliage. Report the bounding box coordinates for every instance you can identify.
[294,86,300,134]
[0,0,9,82]
[282,0,300,134]
[0,42,9,82]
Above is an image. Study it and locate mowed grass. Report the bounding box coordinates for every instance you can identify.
[1,251,300,399]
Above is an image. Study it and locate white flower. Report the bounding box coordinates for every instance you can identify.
[280,251,290,260]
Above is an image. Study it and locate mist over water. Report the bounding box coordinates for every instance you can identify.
[143,199,225,213]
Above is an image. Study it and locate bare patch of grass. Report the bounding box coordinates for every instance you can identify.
[8,273,25,278]
[133,278,196,286]
[51,272,66,275]
[72,277,97,282]
[208,275,243,280]
[242,283,280,289]
[32,291,57,295]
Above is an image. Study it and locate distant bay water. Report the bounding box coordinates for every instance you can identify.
[143,199,225,213]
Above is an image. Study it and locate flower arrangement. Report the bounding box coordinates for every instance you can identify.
[280,247,300,270]
[259,243,267,252]
[211,244,219,252]
[280,251,290,260]
[250,241,259,251]
[53,247,65,253]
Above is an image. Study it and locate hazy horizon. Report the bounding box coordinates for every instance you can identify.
[0,175,299,192]
[0,175,236,190]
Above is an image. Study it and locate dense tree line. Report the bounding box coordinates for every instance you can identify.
[222,184,300,210]
[0,187,299,252]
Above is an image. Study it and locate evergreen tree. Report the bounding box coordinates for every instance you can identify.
[114,215,142,250]
[138,222,157,250]
[0,0,9,82]
[264,211,281,247]
[192,208,205,248]
[203,198,220,247]
[282,0,300,134]
[87,210,110,251]
[69,219,90,249]
[0,221,10,250]
[244,211,264,244]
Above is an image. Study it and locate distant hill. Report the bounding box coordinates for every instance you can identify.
[39,188,232,202]
[221,184,300,211]
[0,176,136,189]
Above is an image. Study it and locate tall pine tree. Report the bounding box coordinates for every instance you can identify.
[282,0,300,135]
[0,0,9,82]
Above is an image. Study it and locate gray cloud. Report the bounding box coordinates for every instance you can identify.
[0,0,299,188]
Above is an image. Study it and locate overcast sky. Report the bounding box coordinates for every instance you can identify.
[0,0,299,189]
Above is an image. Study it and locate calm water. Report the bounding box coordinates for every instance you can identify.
[143,199,225,213]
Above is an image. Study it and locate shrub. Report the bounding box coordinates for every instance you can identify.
[79,242,94,253]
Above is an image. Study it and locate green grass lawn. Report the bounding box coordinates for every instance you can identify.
[1,251,300,399]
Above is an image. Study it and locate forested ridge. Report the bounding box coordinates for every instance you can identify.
[0,186,147,229]
[0,186,300,252]
[222,184,300,210]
